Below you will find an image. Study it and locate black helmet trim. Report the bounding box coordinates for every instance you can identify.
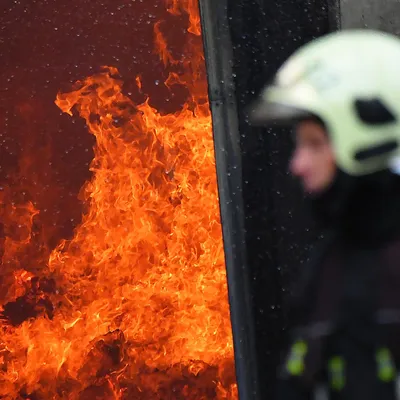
[354,98,396,125]
[354,140,398,161]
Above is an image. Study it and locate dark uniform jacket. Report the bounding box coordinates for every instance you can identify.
[276,170,400,399]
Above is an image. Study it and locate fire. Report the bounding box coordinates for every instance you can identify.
[165,0,202,35]
[0,0,237,398]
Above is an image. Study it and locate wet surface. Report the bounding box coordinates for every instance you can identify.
[226,0,331,397]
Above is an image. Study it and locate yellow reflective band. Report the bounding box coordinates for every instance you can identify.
[328,356,345,391]
[286,340,308,376]
[376,347,395,382]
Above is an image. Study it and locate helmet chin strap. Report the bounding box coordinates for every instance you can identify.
[307,169,355,229]
[308,168,400,244]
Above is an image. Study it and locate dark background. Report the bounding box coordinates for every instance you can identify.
[226,0,334,397]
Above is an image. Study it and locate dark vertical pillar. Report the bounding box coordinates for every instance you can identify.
[199,1,261,399]
[340,0,400,33]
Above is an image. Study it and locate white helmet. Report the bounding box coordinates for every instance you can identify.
[250,29,400,176]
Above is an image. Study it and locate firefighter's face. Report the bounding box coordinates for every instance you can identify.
[290,119,336,194]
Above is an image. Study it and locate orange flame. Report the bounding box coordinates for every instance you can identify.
[166,0,202,35]
[135,76,143,93]
[0,0,237,398]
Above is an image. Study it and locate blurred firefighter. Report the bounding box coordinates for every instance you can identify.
[250,29,400,399]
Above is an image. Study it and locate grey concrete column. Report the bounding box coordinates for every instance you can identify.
[340,0,400,34]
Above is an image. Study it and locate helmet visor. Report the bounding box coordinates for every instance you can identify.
[248,98,312,126]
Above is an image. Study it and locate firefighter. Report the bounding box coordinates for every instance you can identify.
[249,29,400,399]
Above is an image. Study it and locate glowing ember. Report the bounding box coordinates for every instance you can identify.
[0,0,237,398]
